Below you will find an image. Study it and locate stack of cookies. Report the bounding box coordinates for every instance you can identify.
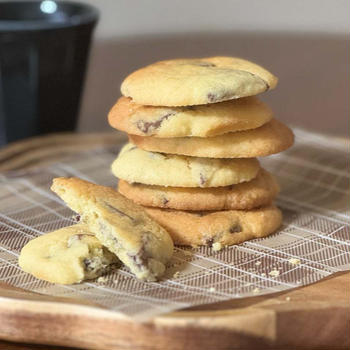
[109,56,294,249]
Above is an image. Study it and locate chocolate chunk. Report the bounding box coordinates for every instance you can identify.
[206,238,214,247]
[162,197,169,206]
[103,201,135,222]
[74,215,81,222]
[247,71,270,90]
[207,90,233,103]
[126,232,153,271]
[142,231,152,247]
[136,112,176,134]
[199,173,206,187]
[229,224,242,233]
[264,81,270,89]
[207,93,217,102]
[128,247,148,271]
[83,258,94,271]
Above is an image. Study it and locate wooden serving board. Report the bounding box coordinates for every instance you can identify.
[0,132,349,350]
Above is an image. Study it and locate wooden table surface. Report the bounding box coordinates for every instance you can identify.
[0,132,349,350]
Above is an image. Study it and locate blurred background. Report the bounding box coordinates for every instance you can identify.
[75,0,349,137]
[0,0,349,144]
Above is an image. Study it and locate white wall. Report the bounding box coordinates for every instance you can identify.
[77,0,349,38]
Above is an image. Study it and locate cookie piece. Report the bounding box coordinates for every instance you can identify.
[112,143,260,187]
[18,225,118,284]
[118,169,279,211]
[108,96,273,138]
[51,178,174,282]
[129,119,294,158]
[144,205,282,247]
[121,56,278,106]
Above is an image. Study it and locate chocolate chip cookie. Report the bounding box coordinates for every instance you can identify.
[118,169,279,211]
[18,225,118,284]
[144,205,282,247]
[51,178,174,282]
[121,56,278,106]
[111,143,260,187]
[108,96,273,138]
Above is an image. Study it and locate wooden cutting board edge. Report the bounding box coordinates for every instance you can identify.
[0,132,349,350]
[0,272,349,350]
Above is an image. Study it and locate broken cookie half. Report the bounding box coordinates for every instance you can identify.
[51,177,174,282]
[18,224,118,284]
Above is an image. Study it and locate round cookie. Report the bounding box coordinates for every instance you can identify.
[108,96,273,138]
[144,205,282,247]
[121,56,278,106]
[129,119,294,158]
[111,143,260,188]
[18,225,118,284]
[118,169,279,211]
[51,177,174,282]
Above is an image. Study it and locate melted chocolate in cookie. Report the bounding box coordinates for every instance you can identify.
[136,112,176,134]
[229,224,242,233]
[128,246,148,271]
[206,238,214,247]
[207,93,217,103]
[83,258,94,271]
[199,173,207,187]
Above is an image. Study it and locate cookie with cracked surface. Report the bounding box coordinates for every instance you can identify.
[118,169,279,211]
[144,205,282,247]
[121,56,278,106]
[111,143,260,188]
[108,96,273,138]
[51,178,174,282]
[18,225,118,284]
[129,119,294,158]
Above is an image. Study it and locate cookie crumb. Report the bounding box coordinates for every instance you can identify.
[209,287,216,292]
[97,276,108,283]
[269,270,280,277]
[288,258,301,265]
[173,271,180,278]
[212,242,222,251]
[253,288,260,294]
[261,273,266,277]
[255,261,262,266]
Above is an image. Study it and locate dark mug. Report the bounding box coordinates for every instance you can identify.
[0,1,99,145]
